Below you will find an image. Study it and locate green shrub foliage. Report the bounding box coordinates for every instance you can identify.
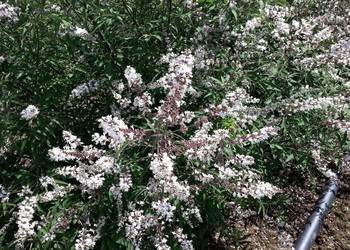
[1,0,350,249]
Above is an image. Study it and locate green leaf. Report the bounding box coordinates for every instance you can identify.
[285,154,294,163]
[61,19,71,27]
[270,144,284,150]
[54,179,68,185]
[230,8,238,21]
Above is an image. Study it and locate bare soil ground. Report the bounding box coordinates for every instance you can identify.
[209,171,350,249]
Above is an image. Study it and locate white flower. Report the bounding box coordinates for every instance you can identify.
[68,27,95,40]
[124,66,143,91]
[119,173,132,192]
[15,195,38,246]
[94,115,134,150]
[94,156,115,174]
[150,153,174,180]
[39,176,56,188]
[251,181,281,199]
[173,227,194,250]
[133,92,152,110]
[184,0,193,8]
[228,154,255,167]
[69,80,100,100]
[245,17,261,31]
[74,220,105,250]
[48,147,76,161]
[0,184,9,203]
[152,198,176,221]
[162,176,191,201]
[0,3,19,24]
[20,105,39,120]
[125,209,147,247]
[72,27,87,36]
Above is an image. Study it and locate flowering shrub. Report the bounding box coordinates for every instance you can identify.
[1,0,350,249]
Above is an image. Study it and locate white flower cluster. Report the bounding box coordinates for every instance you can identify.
[112,67,153,112]
[133,92,152,111]
[49,131,120,191]
[215,163,280,199]
[150,153,191,201]
[247,180,281,199]
[125,66,143,90]
[153,234,171,250]
[0,56,5,63]
[92,115,140,150]
[59,25,95,40]
[151,198,176,222]
[330,39,350,66]
[68,79,100,100]
[0,215,15,235]
[162,176,191,202]
[62,130,82,148]
[256,39,268,51]
[153,50,196,125]
[18,186,33,197]
[288,7,350,76]
[216,163,252,180]
[56,155,115,191]
[227,154,255,167]
[38,176,73,202]
[75,228,97,250]
[244,17,262,31]
[109,172,132,200]
[20,105,39,120]
[234,126,280,145]
[119,172,132,192]
[179,111,195,124]
[310,140,337,179]
[74,217,106,250]
[45,3,61,12]
[145,50,200,126]
[159,50,194,97]
[15,195,38,248]
[39,176,56,188]
[325,119,350,138]
[285,95,348,113]
[125,209,157,248]
[150,153,174,180]
[172,227,194,250]
[69,27,89,37]
[111,92,129,109]
[262,4,294,38]
[49,131,104,162]
[184,0,196,9]
[192,46,215,70]
[226,0,350,83]
[193,170,214,184]
[213,87,259,123]
[0,3,19,24]
[185,124,229,165]
[0,184,9,203]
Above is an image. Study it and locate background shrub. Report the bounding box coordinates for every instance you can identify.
[1,0,349,249]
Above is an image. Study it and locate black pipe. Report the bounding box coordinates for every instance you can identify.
[294,178,339,250]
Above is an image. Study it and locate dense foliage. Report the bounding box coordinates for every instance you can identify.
[1,0,350,249]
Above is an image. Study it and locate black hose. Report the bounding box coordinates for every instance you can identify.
[294,178,339,250]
